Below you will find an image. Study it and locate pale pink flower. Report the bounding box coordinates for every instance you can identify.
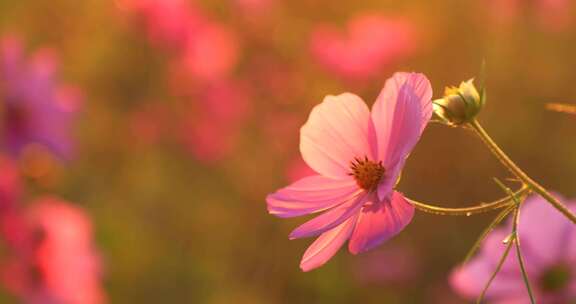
[266,72,432,271]
[451,194,576,303]
[310,15,417,81]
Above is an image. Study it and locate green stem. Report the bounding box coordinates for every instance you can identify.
[470,119,576,224]
[408,185,529,216]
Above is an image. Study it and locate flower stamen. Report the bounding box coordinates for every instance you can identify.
[349,156,385,191]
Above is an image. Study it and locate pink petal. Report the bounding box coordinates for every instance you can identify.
[300,93,376,178]
[266,175,359,218]
[348,191,414,254]
[376,159,403,202]
[517,194,575,266]
[289,193,367,240]
[371,72,432,167]
[481,229,523,274]
[450,257,525,301]
[300,214,358,272]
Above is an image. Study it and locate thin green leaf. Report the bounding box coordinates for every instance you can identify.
[477,232,515,304]
[515,235,536,303]
[510,200,536,303]
[462,204,515,265]
[494,179,536,303]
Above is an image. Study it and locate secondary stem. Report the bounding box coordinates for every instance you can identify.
[409,185,529,216]
[470,119,576,224]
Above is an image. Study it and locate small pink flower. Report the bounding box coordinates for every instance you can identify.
[310,15,417,81]
[451,194,576,303]
[266,72,432,271]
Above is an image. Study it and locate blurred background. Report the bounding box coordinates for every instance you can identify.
[0,0,575,303]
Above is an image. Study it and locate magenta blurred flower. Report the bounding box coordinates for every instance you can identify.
[451,195,576,303]
[0,36,81,161]
[266,72,432,271]
[3,197,105,304]
[310,15,417,81]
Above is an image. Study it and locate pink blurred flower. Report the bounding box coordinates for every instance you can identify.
[3,197,105,304]
[286,156,316,183]
[266,72,432,271]
[178,21,239,82]
[179,81,250,162]
[310,15,417,81]
[451,194,576,303]
[128,102,171,146]
[0,36,81,161]
[352,245,419,286]
[0,155,27,252]
[487,0,571,31]
[118,0,204,49]
[122,0,239,82]
[235,0,274,16]
[260,111,301,155]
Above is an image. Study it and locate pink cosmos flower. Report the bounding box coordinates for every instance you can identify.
[310,15,417,81]
[451,194,576,303]
[266,72,433,271]
[0,35,81,161]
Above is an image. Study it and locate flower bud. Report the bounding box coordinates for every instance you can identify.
[433,79,484,125]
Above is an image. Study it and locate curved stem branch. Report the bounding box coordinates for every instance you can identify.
[469,119,576,224]
[408,185,529,216]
